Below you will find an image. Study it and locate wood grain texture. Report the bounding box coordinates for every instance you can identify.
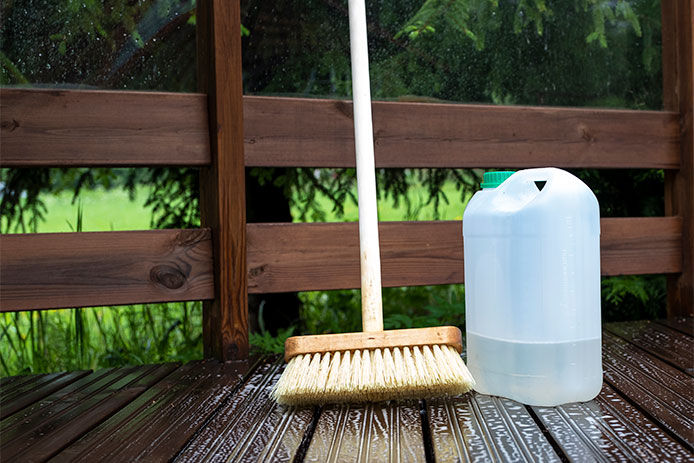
[0,332,691,462]
[284,326,463,361]
[602,332,694,448]
[1,217,681,312]
[247,217,682,294]
[173,360,308,463]
[305,402,426,462]
[606,320,694,375]
[1,364,177,462]
[600,216,683,276]
[0,229,214,311]
[656,316,694,336]
[197,0,248,360]
[0,371,91,420]
[1,370,116,434]
[52,360,251,461]
[1,90,680,170]
[243,96,680,169]
[533,382,693,462]
[428,394,560,462]
[662,0,694,317]
[0,88,210,166]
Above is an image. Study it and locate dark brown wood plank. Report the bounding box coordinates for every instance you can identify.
[305,401,426,462]
[0,374,30,390]
[2,364,177,462]
[533,382,693,462]
[600,217,683,276]
[1,369,115,432]
[1,372,59,405]
[605,320,694,374]
[602,332,694,448]
[52,359,254,462]
[428,394,560,462]
[1,217,681,311]
[0,373,51,397]
[0,229,214,312]
[196,0,248,361]
[0,89,210,166]
[248,217,682,293]
[656,316,694,336]
[175,360,313,462]
[662,0,694,317]
[0,370,91,420]
[244,96,680,169]
[1,90,680,170]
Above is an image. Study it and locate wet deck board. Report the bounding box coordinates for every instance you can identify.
[0,320,692,462]
[305,401,426,462]
[656,317,694,337]
[532,383,693,462]
[0,370,92,420]
[4,364,177,462]
[427,394,561,462]
[602,332,694,447]
[174,359,308,462]
[605,320,694,374]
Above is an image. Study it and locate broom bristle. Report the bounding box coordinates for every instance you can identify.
[272,344,475,406]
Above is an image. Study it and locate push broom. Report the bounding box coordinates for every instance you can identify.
[272,0,475,406]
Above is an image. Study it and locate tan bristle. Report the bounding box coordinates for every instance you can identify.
[272,344,475,406]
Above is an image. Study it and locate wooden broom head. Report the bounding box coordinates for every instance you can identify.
[283,326,463,362]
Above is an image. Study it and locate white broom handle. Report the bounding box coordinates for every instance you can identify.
[348,0,383,333]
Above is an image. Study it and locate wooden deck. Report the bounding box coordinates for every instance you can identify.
[1,319,692,462]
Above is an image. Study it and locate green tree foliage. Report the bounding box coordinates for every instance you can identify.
[1,0,197,89]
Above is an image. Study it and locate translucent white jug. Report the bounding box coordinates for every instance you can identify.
[462,168,602,406]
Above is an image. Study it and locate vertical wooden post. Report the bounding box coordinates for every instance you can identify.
[662,0,694,316]
[196,0,249,359]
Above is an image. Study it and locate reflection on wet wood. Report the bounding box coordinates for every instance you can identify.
[533,382,693,462]
[305,401,425,462]
[255,405,315,462]
[0,370,91,420]
[428,393,560,462]
[603,332,694,448]
[606,320,694,374]
[656,317,694,337]
[51,360,251,461]
[175,360,312,462]
[3,364,176,462]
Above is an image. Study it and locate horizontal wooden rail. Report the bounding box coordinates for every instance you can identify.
[0,89,211,166]
[1,89,680,169]
[244,97,681,169]
[0,229,214,311]
[1,217,682,311]
[247,217,683,293]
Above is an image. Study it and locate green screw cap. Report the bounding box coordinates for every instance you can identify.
[481,171,515,189]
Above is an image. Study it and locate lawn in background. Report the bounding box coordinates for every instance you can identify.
[32,187,154,233]
[32,181,470,233]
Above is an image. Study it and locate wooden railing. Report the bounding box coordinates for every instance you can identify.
[1,90,680,169]
[1,0,692,361]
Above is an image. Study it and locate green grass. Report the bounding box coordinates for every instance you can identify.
[29,182,469,233]
[291,181,470,222]
[1,303,202,376]
[31,187,155,233]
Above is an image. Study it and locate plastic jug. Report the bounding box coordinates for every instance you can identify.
[462,168,602,406]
